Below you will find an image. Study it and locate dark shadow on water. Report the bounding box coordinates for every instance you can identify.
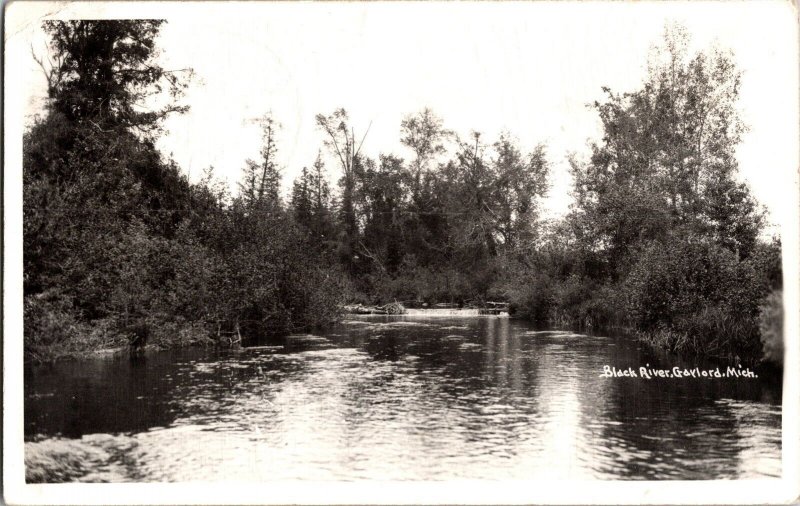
[24,315,783,480]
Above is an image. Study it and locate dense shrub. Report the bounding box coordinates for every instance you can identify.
[24,290,126,362]
[621,236,772,362]
[497,230,782,365]
[144,318,215,349]
[504,271,556,322]
[759,290,784,366]
[364,261,488,306]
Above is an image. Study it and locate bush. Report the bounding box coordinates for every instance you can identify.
[749,238,783,290]
[503,271,556,322]
[289,265,349,330]
[623,236,771,363]
[24,291,125,362]
[676,305,759,359]
[500,261,620,329]
[145,317,215,349]
[361,260,482,306]
[759,290,784,366]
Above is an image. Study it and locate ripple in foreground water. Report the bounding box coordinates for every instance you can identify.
[25,315,782,482]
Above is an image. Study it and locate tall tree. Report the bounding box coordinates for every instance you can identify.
[40,20,189,135]
[400,108,451,199]
[291,152,334,248]
[443,132,549,259]
[571,24,761,274]
[25,20,191,297]
[359,154,408,275]
[309,153,332,220]
[291,166,313,228]
[315,108,370,268]
[492,135,549,250]
[447,132,495,257]
[240,115,282,210]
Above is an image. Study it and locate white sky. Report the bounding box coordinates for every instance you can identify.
[13,1,800,231]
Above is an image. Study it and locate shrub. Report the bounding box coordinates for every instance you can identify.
[675,305,760,360]
[749,238,783,291]
[759,290,784,366]
[626,238,757,327]
[24,291,125,362]
[145,317,215,349]
[504,271,556,322]
[290,266,349,330]
[623,236,772,363]
[362,262,482,306]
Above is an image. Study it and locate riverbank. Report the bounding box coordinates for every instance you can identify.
[25,280,783,371]
[632,288,784,368]
[23,309,217,364]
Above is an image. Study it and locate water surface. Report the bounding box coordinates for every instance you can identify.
[25,315,782,481]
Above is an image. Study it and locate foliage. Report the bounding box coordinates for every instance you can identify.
[40,20,190,136]
[23,21,783,367]
[621,235,767,362]
[400,107,452,198]
[290,152,334,247]
[537,25,780,364]
[23,20,344,361]
[571,24,762,277]
[24,290,125,362]
[759,290,784,366]
[240,115,282,210]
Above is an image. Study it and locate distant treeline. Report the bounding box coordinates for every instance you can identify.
[23,21,782,366]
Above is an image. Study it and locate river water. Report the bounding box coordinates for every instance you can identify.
[24,314,782,482]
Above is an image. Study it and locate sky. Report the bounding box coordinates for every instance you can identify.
[13,1,800,231]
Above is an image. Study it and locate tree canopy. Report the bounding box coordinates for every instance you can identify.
[23,21,781,366]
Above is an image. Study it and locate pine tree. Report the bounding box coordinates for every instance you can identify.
[39,20,190,135]
[291,166,312,227]
[239,115,282,211]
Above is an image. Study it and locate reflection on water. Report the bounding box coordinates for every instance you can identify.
[25,315,782,482]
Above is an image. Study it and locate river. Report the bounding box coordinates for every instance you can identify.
[24,314,782,482]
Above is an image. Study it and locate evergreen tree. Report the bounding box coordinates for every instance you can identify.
[240,115,282,210]
[40,20,189,135]
[291,166,313,227]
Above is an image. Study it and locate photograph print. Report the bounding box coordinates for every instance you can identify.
[5,0,798,503]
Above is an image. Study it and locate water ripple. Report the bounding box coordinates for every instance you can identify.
[25,316,782,482]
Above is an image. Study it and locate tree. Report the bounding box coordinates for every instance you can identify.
[291,152,335,248]
[25,20,197,352]
[400,107,451,198]
[23,21,350,360]
[492,135,549,250]
[571,24,761,274]
[441,132,548,259]
[315,108,371,268]
[27,20,193,241]
[309,153,332,222]
[291,166,313,228]
[358,154,408,275]
[240,115,282,210]
[443,132,497,257]
[39,20,190,135]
